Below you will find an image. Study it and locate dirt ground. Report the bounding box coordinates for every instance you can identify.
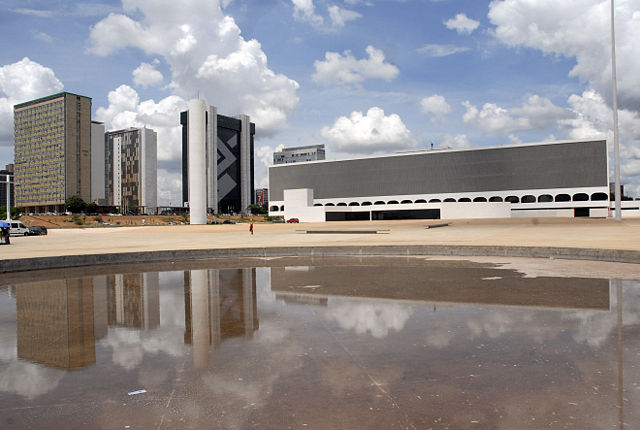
[18,214,268,228]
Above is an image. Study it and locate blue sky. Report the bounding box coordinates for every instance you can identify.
[1,0,639,205]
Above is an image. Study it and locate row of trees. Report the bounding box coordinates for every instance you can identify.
[0,205,21,219]
[65,196,99,214]
[64,197,269,216]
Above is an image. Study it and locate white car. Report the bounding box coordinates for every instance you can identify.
[8,220,29,236]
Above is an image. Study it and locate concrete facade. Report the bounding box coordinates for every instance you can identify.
[13,92,92,213]
[273,144,325,165]
[0,164,14,209]
[105,127,158,214]
[90,121,105,204]
[181,104,255,215]
[269,139,612,222]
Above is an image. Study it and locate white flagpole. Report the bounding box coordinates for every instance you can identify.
[611,0,621,221]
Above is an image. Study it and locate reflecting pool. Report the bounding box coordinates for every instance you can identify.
[0,257,638,429]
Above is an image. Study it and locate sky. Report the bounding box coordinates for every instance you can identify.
[0,0,639,206]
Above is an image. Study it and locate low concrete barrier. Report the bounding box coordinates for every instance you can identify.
[2,245,640,273]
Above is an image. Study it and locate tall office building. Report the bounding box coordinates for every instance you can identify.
[0,164,14,209]
[13,92,92,213]
[273,144,325,165]
[180,104,255,216]
[105,127,157,214]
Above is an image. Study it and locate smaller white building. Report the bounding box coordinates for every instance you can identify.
[273,144,325,165]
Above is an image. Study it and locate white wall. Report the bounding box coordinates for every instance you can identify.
[141,127,158,213]
[441,202,511,220]
[283,189,326,222]
[188,99,207,224]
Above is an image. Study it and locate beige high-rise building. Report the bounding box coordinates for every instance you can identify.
[13,92,92,213]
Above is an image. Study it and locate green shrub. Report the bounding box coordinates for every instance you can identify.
[72,214,83,225]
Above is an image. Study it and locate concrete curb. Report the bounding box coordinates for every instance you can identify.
[2,245,640,273]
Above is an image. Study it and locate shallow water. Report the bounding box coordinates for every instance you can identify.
[0,258,638,429]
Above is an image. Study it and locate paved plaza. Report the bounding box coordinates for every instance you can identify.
[2,217,640,263]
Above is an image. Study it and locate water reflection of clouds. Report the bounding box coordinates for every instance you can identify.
[200,318,306,429]
[100,273,188,370]
[325,301,414,339]
[0,291,64,400]
[0,361,64,399]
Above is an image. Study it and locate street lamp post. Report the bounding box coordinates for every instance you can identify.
[611,0,622,221]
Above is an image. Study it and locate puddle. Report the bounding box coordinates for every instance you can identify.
[0,257,638,429]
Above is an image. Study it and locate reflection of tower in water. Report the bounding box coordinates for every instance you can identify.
[16,278,96,369]
[107,273,160,329]
[184,269,259,368]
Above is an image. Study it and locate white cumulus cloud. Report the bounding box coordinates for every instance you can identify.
[488,0,640,110]
[292,0,324,26]
[0,57,64,147]
[133,60,164,88]
[89,0,299,136]
[441,134,472,149]
[313,45,399,86]
[321,107,416,154]
[462,94,571,134]
[420,94,451,122]
[444,13,480,35]
[328,5,361,28]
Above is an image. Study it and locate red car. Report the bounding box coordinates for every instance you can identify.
[286,218,299,223]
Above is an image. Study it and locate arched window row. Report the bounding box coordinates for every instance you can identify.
[270,192,611,211]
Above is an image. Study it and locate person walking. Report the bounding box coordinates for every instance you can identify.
[249,220,254,235]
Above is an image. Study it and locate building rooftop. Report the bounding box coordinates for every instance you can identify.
[13,91,91,109]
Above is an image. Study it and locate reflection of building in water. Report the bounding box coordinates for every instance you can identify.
[107,273,160,329]
[270,265,611,310]
[16,279,96,369]
[276,294,328,307]
[92,275,108,340]
[184,269,258,368]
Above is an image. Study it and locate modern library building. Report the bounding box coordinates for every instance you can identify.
[268,139,618,222]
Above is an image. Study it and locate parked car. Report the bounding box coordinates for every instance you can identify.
[27,225,48,236]
[286,218,299,223]
[8,220,29,236]
[272,218,285,223]
[222,219,236,224]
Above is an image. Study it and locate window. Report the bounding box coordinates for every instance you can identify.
[573,193,589,201]
[591,192,608,201]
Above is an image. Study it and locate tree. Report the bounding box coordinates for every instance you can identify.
[65,195,87,213]
[0,206,22,219]
[248,204,267,216]
[86,202,98,213]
